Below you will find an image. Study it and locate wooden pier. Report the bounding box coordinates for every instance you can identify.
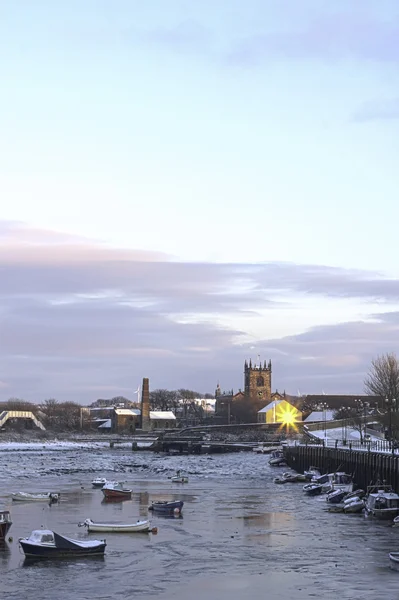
[284,443,399,492]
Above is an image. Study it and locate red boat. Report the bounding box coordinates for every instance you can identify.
[0,511,12,540]
[102,482,132,500]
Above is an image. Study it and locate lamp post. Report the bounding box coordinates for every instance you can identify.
[321,402,328,442]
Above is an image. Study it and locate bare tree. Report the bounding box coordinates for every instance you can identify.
[333,406,365,443]
[364,353,399,402]
[150,389,179,412]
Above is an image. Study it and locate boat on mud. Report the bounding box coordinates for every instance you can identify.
[171,470,189,483]
[149,500,184,515]
[79,518,151,533]
[268,450,286,466]
[12,492,59,503]
[0,510,12,540]
[102,482,132,500]
[365,485,399,520]
[91,478,108,489]
[19,529,106,559]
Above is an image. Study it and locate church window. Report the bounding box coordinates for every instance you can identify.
[256,376,264,387]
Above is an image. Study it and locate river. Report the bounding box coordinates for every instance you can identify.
[0,441,398,599]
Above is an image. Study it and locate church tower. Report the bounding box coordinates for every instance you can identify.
[244,359,272,403]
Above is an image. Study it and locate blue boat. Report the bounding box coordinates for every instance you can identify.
[148,500,184,515]
[19,529,106,559]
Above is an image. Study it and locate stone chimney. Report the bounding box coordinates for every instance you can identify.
[141,377,150,431]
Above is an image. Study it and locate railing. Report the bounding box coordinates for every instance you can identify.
[291,437,399,454]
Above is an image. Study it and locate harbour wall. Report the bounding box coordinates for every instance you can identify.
[284,444,399,493]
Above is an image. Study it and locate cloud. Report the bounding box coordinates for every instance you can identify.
[1,221,399,402]
[141,20,212,54]
[226,11,399,66]
[352,98,399,122]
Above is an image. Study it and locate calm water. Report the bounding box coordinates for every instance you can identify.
[1,442,398,599]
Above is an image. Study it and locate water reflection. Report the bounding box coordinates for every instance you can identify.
[0,540,11,566]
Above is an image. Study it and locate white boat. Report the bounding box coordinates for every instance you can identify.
[304,466,321,481]
[92,478,108,488]
[171,470,188,483]
[365,485,399,520]
[79,518,151,533]
[310,472,353,493]
[12,492,59,503]
[343,496,365,514]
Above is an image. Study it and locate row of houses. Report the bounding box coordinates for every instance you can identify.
[84,407,177,432]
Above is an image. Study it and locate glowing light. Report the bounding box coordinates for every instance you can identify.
[275,405,299,433]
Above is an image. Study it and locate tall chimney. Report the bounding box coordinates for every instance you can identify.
[141,377,150,431]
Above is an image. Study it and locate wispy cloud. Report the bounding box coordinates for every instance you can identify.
[1,221,399,402]
[352,98,399,122]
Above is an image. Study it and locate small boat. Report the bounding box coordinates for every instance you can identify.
[365,485,399,520]
[274,472,303,484]
[0,510,12,540]
[149,500,184,515]
[389,552,399,570]
[303,483,323,496]
[12,492,59,503]
[79,518,151,533]
[326,489,347,504]
[343,496,365,514]
[171,470,189,483]
[304,466,321,481]
[19,529,106,558]
[102,482,132,500]
[91,478,108,489]
[268,450,286,466]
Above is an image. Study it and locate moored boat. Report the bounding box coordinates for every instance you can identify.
[343,496,365,514]
[326,489,347,504]
[79,518,151,533]
[149,500,184,515]
[92,478,108,489]
[171,470,189,483]
[0,510,12,540]
[365,485,399,520]
[268,450,286,466]
[102,482,132,500]
[12,492,59,503]
[303,483,323,496]
[304,466,321,481]
[19,529,106,558]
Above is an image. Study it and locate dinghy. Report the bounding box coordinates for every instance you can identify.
[91,478,108,488]
[149,500,184,515]
[12,492,59,503]
[19,529,106,558]
[171,471,188,483]
[79,518,151,533]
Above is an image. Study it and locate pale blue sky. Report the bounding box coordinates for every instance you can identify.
[0,1,399,401]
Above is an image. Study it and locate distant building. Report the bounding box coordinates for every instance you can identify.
[111,408,141,432]
[150,411,176,430]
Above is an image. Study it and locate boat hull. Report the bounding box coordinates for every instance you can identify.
[102,489,132,500]
[20,540,106,558]
[366,508,399,520]
[0,521,12,540]
[149,501,184,514]
[83,519,150,533]
[12,492,59,503]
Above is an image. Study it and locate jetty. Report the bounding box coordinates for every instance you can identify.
[284,442,399,493]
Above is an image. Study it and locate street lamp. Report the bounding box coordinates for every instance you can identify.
[320,402,328,441]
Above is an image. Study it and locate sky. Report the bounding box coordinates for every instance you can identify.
[1,0,399,403]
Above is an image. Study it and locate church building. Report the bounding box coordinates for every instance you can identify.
[215,359,286,423]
